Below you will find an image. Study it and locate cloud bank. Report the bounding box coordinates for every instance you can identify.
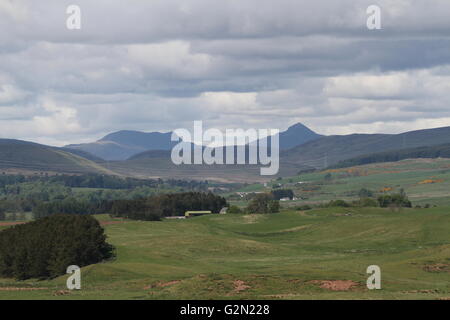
[1,0,450,145]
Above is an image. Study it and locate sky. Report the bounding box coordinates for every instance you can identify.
[1,0,450,146]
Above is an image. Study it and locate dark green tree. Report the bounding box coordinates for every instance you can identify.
[0,214,115,280]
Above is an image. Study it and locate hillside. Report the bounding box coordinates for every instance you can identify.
[109,158,270,183]
[113,126,450,182]
[282,126,450,169]
[333,143,450,168]
[0,139,114,175]
[3,125,450,182]
[59,147,105,162]
[66,130,176,161]
[240,158,450,207]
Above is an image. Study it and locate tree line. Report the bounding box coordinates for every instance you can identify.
[0,173,215,220]
[0,173,210,190]
[333,143,450,169]
[30,192,227,221]
[110,192,228,220]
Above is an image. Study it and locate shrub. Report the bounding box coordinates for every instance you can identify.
[377,193,412,208]
[271,189,294,200]
[0,214,114,280]
[327,199,351,207]
[110,192,227,220]
[268,200,280,213]
[296,205,312,211]
[356,198,379,207]
[227,205,243,214]
[358,188,374,198]
[247,193,280,214]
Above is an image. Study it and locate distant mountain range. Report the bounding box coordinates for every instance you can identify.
[65,123,323,161]
[110,125,450,181]
[66,130,176,161]
[2,124,450,182]
[128,123,323,161]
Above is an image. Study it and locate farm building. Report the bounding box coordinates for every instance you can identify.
[185,211,212,218]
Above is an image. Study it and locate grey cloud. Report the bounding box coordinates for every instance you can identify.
[0,0,450,145]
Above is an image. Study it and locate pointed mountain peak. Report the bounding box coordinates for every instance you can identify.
[279,123,322,150]
[285,122,317,134]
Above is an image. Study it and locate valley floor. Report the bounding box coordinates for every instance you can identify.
[0,208,449,300]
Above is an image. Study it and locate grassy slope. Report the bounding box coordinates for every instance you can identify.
[0,141,114,175]
[282,126,450,169]
[236,158,450,206]
[109,159,271,183]
[52,150,117,175]
[0,208,449,300]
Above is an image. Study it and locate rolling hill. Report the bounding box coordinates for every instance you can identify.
[112,126,450,182]
[281,126,450,170]
[240,157,450,207]
[333,142,450,169]
[3,125,450,182]
[1,207,449,299]
[0,139,115,175]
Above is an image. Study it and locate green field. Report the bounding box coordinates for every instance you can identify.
[0,207,449,300]
[235,158,450,207]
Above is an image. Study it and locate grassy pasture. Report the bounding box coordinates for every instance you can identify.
[236,158,450,206]
[0,207,449,300]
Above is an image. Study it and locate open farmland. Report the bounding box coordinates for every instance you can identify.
[235,158,450,207]
[0,207,449,300]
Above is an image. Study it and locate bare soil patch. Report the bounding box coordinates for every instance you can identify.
[232,280,250,293]
[145,280,181,289]
[53,290,71,296]
[309,280,359,291]
[423,263,450,273]
[287,279,302,284]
